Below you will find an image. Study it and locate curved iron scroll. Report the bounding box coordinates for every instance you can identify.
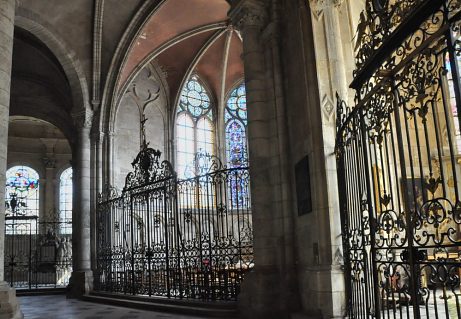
[336,0,461,318]
[123,148,175,191]
[96,148,253,301]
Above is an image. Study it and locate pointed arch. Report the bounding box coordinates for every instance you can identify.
[175,75,215,178]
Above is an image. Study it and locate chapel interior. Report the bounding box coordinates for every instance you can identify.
[0,0,460,318]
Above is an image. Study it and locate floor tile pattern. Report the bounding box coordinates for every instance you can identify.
[19,295,210,319]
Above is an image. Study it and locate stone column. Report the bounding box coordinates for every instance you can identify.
[230,2,297,318]
[0,0,24,317]
[69,111,93,297]
[107,131,115,186]
[90,131,104,271]
[299,0,347,317]
[41,139,57,220]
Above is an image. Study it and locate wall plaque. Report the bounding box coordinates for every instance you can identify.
[295,155,312,216]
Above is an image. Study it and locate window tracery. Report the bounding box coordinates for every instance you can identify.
[225,84,249,208]
[225,84,248,168]
[176,75,215,178]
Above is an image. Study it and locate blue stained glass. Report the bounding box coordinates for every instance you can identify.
[228,97,238,110]
[225,84,249,208]
[225,83,248,159]
[237,85,245,96]
[226,120,247,168]
[238,96,247,111]
[230,178,246,208]
[5,166,40,219]
[6,167,39,194]
[178,76,212,120]
[225,84,247,126]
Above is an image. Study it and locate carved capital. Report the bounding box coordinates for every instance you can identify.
[309,0,344,18]
[72,109,93,130]
[42,157,56,169]
[229,0,268,31]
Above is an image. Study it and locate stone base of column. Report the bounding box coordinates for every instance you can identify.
[67,270,93,298]
[238,266,299,319]
[0,283,23,319]
[297,265,345,318]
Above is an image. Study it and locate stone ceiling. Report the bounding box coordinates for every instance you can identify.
[118,0,244,105]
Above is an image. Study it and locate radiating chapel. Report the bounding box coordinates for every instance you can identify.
[0,0,460,318]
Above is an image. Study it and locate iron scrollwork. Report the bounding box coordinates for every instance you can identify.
[337,0,461,318]
[123,148,175,191]
[96,146,253,301]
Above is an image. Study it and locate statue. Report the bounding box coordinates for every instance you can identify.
[64,238,72,266]
[56,237,67,267]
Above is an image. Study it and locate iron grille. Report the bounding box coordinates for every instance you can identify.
[95,149,253,301]
[336,0,461,318]
[4,217,72,290]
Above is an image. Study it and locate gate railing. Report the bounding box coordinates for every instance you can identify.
[4,216,72,290]
[95,149,253,301]
[336,0,461,318]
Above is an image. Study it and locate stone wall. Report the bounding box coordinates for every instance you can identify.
[112,63,168,188]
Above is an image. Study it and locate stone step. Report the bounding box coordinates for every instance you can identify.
[291,313,324,319]
[83,292,239,318]
[16,288,66,297]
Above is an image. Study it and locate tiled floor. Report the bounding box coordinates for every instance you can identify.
[19,295,210,319]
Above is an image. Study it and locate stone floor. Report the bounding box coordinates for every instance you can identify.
[19,295,211,319]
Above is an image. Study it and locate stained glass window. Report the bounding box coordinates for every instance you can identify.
[225,84,249,208]
[5,166,40,234]
[225,84,248,168]
[176,75,215,178]
[59,168,72,234]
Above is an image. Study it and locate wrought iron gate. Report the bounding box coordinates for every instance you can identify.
[4,216,72,290]
[95,148,253,301]
[336,0,461,318]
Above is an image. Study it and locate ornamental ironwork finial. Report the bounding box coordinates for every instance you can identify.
[140,113,149,151]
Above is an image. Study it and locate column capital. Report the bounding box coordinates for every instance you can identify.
[308,0,344,17]
[42,157,56,169]
[72,109,93,130]
[229,0,268,31]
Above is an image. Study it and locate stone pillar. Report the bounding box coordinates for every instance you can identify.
[0,0,24,318]
[41,139,57,220]
[229,2,298,318]
[310,0,348,99]
[294,0,347,317]
[69,111,93,297]
[90,131,104,271]
[107,131,115,186]
[44,165,55,219]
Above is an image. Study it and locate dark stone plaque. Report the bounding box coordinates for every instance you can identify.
[295,155,312,216]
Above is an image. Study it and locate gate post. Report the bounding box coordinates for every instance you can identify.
[0,0,24,317]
